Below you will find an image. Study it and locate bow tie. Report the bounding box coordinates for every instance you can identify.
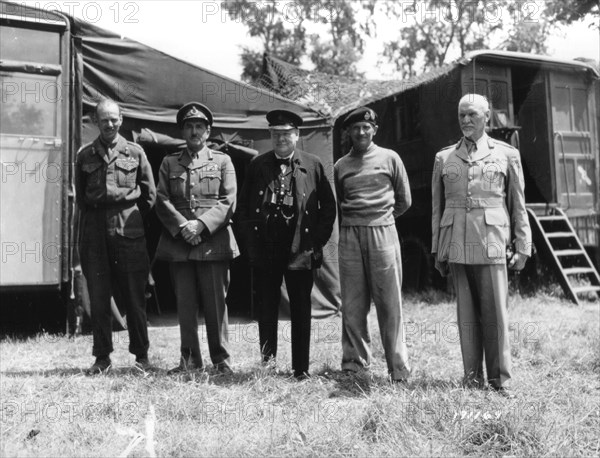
[275,157,291,167]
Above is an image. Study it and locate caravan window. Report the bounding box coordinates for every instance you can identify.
[0,73,58,136]
[0,26,60,65]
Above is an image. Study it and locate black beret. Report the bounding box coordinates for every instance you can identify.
[266,109,303,130]
[177,102,213,128]
[342,107,378,128]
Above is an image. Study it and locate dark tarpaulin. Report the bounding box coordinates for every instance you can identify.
[65,14,340,319]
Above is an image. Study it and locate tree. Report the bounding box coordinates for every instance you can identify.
[544,0,599,25]
[224,0,308,82]
[382,0,599,77]
[382,0,511,78]
[229,0,376,83]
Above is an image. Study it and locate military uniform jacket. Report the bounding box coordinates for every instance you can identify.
[431,134,532,265]
[75,134,156,238]
[155,146,239,261]
[237,150,336,270]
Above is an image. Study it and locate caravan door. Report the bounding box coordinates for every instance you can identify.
[0,19,70,288]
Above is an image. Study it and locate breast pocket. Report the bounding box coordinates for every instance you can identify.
[82,161,103,187]
[115,159,139,189]
[169,172,187,198]
[482,161,507,191]
[200,171,221,197]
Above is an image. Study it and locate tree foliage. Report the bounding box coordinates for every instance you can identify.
[381,0,599,78]
[230,0,376,83]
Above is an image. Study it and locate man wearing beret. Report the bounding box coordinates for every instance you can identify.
[155,102,239,375]
[237,109,336,379]
[431,94,531,397]
[75,99,156,374]
[334,106,412,383]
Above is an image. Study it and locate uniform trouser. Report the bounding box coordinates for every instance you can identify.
[339,225,411,380]
[169,261,231,367]
[81,230,149,358]
[255,265,313,376]
[449,263,511,388]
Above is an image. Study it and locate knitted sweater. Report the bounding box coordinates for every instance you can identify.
[334,143,411,226]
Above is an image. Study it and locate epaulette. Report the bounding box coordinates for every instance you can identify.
[438,140,460,153]
[127,140,144,151]
[209,148,224,155]
[490,138,517,151]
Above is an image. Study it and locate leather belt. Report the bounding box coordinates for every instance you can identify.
[445,197,504,208]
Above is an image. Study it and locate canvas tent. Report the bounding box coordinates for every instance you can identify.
[1,1,340,317]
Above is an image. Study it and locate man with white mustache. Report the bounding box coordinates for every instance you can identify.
[431,93,531,398]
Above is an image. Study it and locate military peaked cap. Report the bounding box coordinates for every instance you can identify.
[266,109,303,130]
[342,107,378,128]
[177,102,213,128]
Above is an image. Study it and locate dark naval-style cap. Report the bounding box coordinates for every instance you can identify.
[266,109,303,130]
[342,106,378,128]
[177,102,213,128]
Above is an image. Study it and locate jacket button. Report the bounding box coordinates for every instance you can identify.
[254,226,258,231]
[255,208,260,213]
[305,210,309,215]
[259,190,264,196]
[305,228,309,233]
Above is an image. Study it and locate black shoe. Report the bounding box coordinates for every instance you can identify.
[463,377,485,389]
[214,362,234,375]
[134,356,154,372]
[167,359,203,375]
[294,370,310,380]
[490,385,516,399]
[86,356,111,375]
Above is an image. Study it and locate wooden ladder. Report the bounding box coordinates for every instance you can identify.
[527,204,600,305]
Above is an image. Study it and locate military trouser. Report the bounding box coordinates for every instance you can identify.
[80,226,149,358]
[449,263,511,388]
[169,261,231,367]
[339,225,411,380]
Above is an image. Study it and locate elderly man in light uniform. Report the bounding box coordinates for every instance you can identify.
[431,93,531,397]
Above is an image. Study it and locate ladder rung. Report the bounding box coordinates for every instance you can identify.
[564,267,595,275]
[572,286,600,294]
[537,215,567,221]
[555,249,586,256]
[546,232,575,238]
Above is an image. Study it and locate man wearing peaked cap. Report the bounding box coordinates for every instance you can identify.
[176,101,213,128]
[341,107,378,129]
[266,109,304,130]
[237,109,336,380]
[334,105,412,383]
[155,101,238,375]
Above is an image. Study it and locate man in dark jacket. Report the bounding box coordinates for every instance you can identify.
[237,109,336,379]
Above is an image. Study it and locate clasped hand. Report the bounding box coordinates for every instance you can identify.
[181,220,205,246]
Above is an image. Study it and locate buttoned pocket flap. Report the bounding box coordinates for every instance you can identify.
[115,159,139,172]
[484,208,507,226]
[169,172,186,181]
[440,211,454,227]
[82,162,102,173]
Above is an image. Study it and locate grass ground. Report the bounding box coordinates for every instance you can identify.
[1,291,599,457]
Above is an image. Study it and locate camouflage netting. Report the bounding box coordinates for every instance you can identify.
[259,54,456,118]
